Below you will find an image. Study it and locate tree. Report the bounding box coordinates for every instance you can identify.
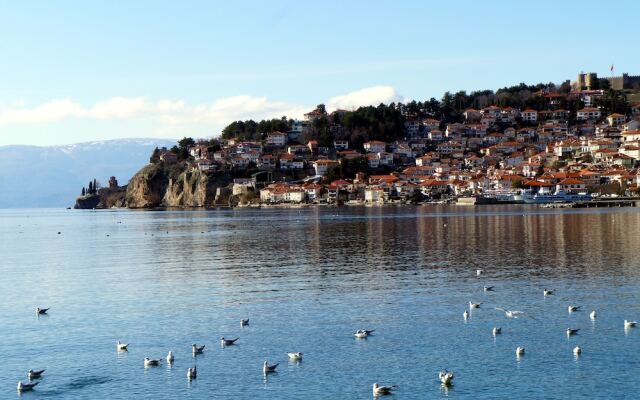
[325,165,342,182]
[93,179,98,193]
[81,187,85,196]
[150,147,161,163]
[88,181,93,194]
[341,157,369,179]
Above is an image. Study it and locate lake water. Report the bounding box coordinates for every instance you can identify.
[1,206,639,399]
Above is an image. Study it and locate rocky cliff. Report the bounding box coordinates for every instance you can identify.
[74,187,127,209]
[125,162,233,208]
[73,162,234,209]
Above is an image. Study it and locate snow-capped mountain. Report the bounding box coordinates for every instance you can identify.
[0,138,176,208]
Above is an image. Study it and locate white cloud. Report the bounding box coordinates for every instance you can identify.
[326,85,404,111]
[0,85,404,144]
[0,96,306,129]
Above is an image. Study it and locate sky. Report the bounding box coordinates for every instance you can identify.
[0,0,637,146]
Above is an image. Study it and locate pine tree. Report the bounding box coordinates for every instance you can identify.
[88,181,93,194]
[81,187,85,196]
[93,179,97,193]
[150,147,160,163]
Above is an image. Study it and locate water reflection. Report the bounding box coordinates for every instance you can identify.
[1,207,639,399]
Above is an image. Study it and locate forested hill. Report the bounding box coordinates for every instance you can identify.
[219,79,631,147]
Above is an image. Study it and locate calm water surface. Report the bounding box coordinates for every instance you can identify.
[1,206,639,399]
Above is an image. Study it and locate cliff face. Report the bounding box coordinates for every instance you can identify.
[125,163,170,208]
[126,162,233,208]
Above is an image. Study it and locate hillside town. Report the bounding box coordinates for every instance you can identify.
[153,71,640,206]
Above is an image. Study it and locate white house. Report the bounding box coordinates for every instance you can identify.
[577,108,602,121]
[313,159,339,176]
[364,187,385,204]
[334,140,349,150]
[266,132,287,147]
[556,178,586,193]
[521,109,538,123]
[363,140,386,153]
[606,113,626,126]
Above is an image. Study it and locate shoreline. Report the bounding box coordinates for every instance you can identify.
[74,198,640,211]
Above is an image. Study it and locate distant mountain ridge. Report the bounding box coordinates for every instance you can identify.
[0,138,176,208]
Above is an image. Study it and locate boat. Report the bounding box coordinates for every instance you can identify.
[522,190,592,204]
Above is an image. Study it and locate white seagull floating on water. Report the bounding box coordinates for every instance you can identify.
[240,319,249,327]
[116,341,128,351]
[568,306,581,313]
[220,337,239,346]
[27,369,45,380]
[476,269,483,276]
[187,366,197,380]
[492,327,502,336]
[263,361,278,374]
[567,328,580,336]
[192,344,205,354]
[495,307,525,318]
[353,329,374,338]
[469,301,481,309]
[373,383,397,396]
[590,310,597,320]
[287,352,303,361]
[166,351,174,363]
[144,358,161,367]
[543,289,554,297]
[17,381,38,391]
[484,286,494,292]
[36,307,49,315]
[573,346,582,355]
[463,310,469,320]
[624,320,637,328]
[516,347,525,356]
[439,370,455,385]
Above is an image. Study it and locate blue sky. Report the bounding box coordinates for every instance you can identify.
[0,0,637,146]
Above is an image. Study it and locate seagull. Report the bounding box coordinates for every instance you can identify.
[36,307,49,315]
[624,320,637,328]
[590,311,596,320]
[568,306,581,313]
[492,327,502,336]
[463,310,469,320]
[192,344,205,354]
[543,289,554,297]
[495,307,525,318]
[287,352,303,361]
[573,346,582,355]
[187,366,197,380]
[484,286,494,292]
[17,381,38,391]
[220,337,238,346]
[372,383,397,396]
[116,341,129,351]
[469,301,481,309]
[166,351,174,363]
[476,269,483,276]
[567,328,580,336]
[144,357,161,367]
[240,319,249,327]
[516,347,525,356]
[27,369,45,380]
[263,361,278,374]
[354,330,368,339]
[439,370,455,386]
[353,330,374,338]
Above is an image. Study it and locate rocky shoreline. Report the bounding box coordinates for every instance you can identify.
[74,162,234,209]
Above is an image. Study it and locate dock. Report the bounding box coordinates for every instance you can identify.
[541,198,640,208]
